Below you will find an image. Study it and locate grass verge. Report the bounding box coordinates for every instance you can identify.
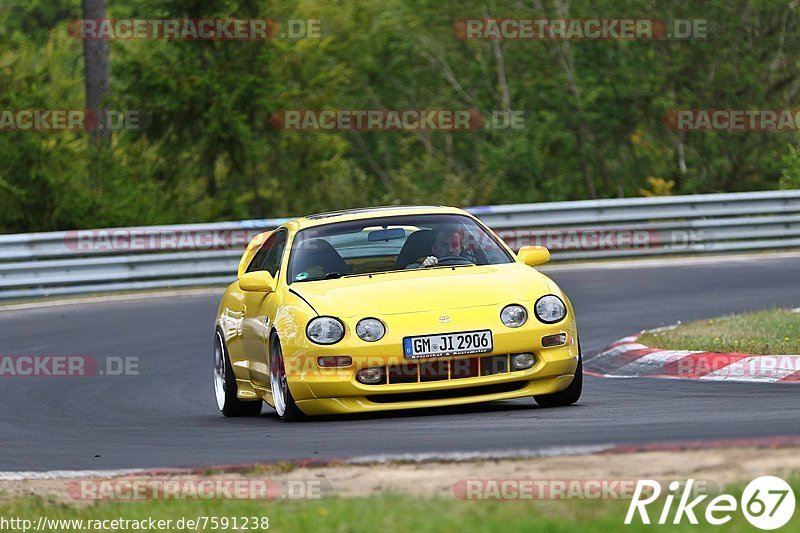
[639,309,800,355]
[1,479,797,533]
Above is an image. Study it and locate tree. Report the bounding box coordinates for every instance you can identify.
[81,0,110,192]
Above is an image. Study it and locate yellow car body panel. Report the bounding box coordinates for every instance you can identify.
[214,205,580,416]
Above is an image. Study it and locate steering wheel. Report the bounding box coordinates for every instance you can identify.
[435,255,474,266]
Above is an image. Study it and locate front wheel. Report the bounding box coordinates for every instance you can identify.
[269,336,305,422]
[533,346,583,408]
[214,330,262,417]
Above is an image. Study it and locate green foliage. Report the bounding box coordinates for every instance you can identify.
[780,144,800,189]
[1,0,800,232]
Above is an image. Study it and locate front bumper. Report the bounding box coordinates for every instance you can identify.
[286,337,579,414]
[280,303,579,414]
[295,374,576,415]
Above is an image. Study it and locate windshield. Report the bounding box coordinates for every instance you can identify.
[288,214,513,283]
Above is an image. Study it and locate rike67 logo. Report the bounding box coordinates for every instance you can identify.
[626,476,795,530]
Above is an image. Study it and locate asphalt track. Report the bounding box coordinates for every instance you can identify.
[1,254,798,471]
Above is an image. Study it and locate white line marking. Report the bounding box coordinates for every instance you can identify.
[607,343,648,352]
[0,288,222,312]
[584,341,647,363]
[346,445,615,464]
[644,324,680,334]
[614,350,696,376]
[542,250,800,272]
[0,469,143,481]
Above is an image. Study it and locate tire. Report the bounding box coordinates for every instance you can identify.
[269,335,305,422]
[214,330,263,417]
[533,344,583,408]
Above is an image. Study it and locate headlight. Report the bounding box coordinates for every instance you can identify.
[534,295,567,324]
[500,304,528,328]
[356,318,386,342]
[306,316,345,344]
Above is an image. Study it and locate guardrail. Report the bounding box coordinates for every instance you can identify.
[1,190,798,300]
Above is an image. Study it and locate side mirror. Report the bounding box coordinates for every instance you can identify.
[517,246,550,267]
[239,271,277,293]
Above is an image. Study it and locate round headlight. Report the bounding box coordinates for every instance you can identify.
[306,316,345,345]
[500,304,528,328]
[534,295,567,324]
[356,318,386,342]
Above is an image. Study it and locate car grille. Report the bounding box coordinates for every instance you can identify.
[366,381,526,403]
[368,354,527,385]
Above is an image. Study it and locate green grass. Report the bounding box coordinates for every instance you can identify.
[639,309,800,355]
[1,480,798,532]
[199,462,299,477]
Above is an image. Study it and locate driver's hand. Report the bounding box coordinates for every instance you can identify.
[422,256,439,267]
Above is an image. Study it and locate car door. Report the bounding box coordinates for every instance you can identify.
[240,229,288,390]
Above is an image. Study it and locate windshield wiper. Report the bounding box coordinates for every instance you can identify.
[341,263,477,279]
[428,263,476,270]
[298,263,476,283]
[292,272,342,283]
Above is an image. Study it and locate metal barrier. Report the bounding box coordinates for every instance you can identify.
[1,190,798,300]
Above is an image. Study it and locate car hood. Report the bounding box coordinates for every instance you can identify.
[289,263,555,317]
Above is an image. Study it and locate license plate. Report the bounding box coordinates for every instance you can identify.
[403,330,493,359]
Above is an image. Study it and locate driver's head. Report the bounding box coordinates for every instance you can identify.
[432,227,463,257]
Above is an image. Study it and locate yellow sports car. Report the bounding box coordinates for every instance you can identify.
[213,206,581,421]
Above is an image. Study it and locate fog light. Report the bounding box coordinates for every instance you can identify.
[317,356,352,368]
[511,353,536,370]
[541,333,567,347]
[356,367,385,384]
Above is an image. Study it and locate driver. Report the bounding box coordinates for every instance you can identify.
[406,227,469,268]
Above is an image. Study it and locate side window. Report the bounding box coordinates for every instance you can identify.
[261,230,288,277]
[245,230,288,277]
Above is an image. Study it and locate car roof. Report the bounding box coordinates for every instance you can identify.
[287,205,471,230]
[304,205,441,220]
